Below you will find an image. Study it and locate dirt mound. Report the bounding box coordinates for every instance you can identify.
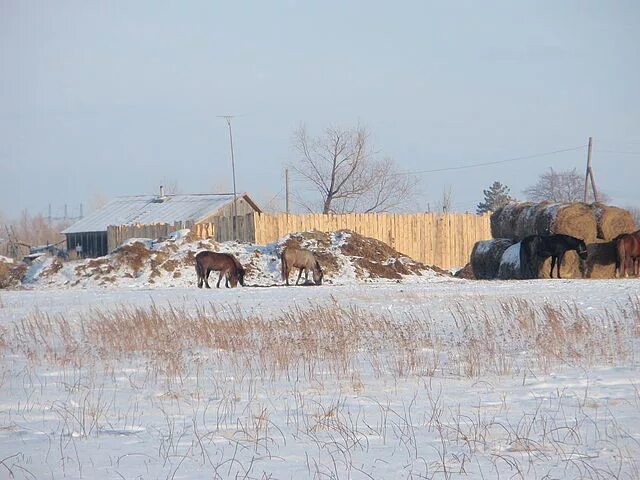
[113,242,153,276]
[25,229,444,289]
[282,230,440,280]
[0,257,27,289]
[454,263,475,279]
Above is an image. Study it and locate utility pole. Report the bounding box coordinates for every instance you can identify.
[583,137,599,203]
[285,168,290,214]
[218,115,238,239]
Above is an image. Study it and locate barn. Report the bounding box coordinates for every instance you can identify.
[62,192,261,258]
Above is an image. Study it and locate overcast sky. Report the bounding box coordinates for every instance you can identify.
[1,1,639,219]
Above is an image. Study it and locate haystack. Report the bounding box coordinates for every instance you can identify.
[582,240,618,279]
[490,203,524,239]
[471,238,514,280]
[535,251,583,279]
[533,203,597,243]
[513,202,547,241]
[497,243,521,280]
[590,204,637,240]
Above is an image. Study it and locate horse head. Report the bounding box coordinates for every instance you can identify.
[576,240,588,260]
[312,261,324,285]
[236,266,246,286]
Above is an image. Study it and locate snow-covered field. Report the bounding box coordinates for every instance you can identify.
[1,276,639,479]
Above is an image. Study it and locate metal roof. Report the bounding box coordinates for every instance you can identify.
[62,193,257,234]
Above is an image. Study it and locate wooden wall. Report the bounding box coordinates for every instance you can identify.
[107,212,492,268]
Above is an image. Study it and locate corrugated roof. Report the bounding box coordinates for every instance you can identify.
[62,194,252,234]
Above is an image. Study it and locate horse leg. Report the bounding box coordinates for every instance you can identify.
[196,263,203,288]
[549,256,556,278]
[217,270,225,288]
[204,268,211,289]
[556,253,564,279]
[295,268,304,285]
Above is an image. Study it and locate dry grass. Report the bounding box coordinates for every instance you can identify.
[2,295,639,479]
[7,296,639,383]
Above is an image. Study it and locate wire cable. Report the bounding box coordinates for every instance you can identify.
[396,145,587,176]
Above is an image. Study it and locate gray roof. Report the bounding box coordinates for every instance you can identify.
[62,193,258,234]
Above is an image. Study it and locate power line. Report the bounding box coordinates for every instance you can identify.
[395,145,587,176]
[595,149,640,156]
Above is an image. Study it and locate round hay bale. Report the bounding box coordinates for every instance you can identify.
[534,203,597,243]
[513,202,547,241]
[496,203,523,239]
[470,238,515,280]
[490,206,506,238]
[590,204,637,240]
[536,251,583,279]
[497,242,521,280]
[582,240,617,279]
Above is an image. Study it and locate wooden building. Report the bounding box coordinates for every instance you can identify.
[62,192,261,258]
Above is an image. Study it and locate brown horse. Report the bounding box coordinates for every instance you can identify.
[615,230,640,277]
[281,247,323,286]
[195,251,245,288]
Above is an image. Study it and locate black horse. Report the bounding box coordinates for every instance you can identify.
[519,234,588,279]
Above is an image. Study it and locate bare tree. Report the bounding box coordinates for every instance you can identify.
[435,186,454,213]
[523,167,605,203]
[291,125,419,213]
[627,206,640,227]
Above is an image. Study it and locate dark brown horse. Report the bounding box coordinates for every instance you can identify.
[195,251,245,288]
[615,230,640,277]
[281,247,323,286]
[519,234,588,279]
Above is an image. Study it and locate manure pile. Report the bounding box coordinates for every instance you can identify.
[7,229,443,289]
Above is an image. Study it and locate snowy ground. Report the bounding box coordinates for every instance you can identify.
[1,278,639,479]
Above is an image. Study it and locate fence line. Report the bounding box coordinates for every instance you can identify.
[249,212,491,268]
[107,212,492,268]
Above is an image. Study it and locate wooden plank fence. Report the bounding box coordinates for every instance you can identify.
[107,212,491,269]
[250,212,491,269]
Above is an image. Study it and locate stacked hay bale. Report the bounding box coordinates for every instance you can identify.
[497,243,521,280]
[487,202,637,279]
[470,239,515,280]
[590,203,636,240]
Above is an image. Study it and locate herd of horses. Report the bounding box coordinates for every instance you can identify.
[519,229,640,279]
[195,229,640,288]
[195,246,323,289]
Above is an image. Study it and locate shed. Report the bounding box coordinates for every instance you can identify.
[62,193,261,258]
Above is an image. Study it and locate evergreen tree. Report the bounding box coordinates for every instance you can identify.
[476,181,513,214]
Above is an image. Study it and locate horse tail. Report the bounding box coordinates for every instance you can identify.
[616,237,626,276]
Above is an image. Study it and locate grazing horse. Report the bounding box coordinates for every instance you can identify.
[195,251,245,288]
[519,234,588,279]
[281,247,323,286]
[615,230,640,277]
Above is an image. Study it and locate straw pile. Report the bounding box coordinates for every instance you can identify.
[590,204,637,240]
[582,240,618,279]
[490,203,533,239]
[471,238,515,280]
[533,203,597,242]
[491,202,598,242]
